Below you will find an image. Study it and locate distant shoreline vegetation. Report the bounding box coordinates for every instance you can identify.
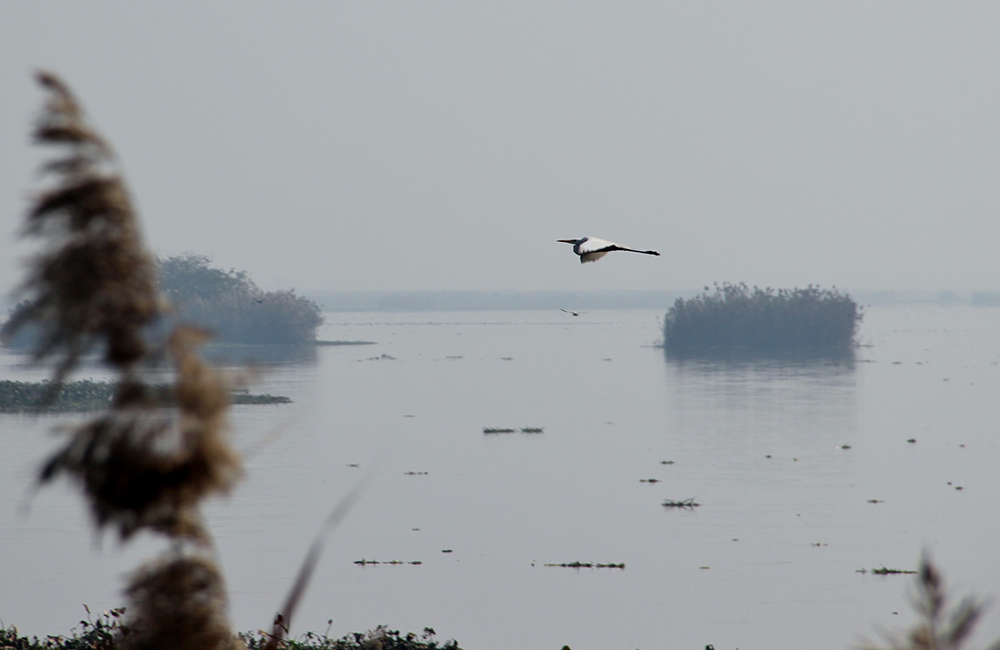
[1,254,324,349]
[0,379,290,413]
[663,283,862,358]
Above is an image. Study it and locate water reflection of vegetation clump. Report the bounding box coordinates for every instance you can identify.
[544,561,625,569]
[663,283,862,358]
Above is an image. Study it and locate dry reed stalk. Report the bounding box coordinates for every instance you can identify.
[263,471,371,650]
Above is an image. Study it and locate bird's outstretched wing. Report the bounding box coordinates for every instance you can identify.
[575,237,659,263]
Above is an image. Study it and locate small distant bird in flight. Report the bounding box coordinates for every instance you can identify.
[560,308,581,317]
[558,236,660,263]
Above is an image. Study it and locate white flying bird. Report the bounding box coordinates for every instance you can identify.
[558,236,660,264]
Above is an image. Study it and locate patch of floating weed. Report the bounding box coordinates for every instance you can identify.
[859,566,919,576]
[231,393,292,405]
[519,427,544,433]
[662,498,700,509]
[483,427,516,434]
[544,561,625,569]
[0,379,289,412]
[354,559,423,566]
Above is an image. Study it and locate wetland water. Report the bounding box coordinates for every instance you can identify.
[2,305,999,649]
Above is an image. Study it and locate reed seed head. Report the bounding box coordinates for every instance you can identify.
[124,554,241,650]
[15,70,161,383]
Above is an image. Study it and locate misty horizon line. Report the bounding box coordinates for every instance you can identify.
[4,288,998,317]
[302,288,1000,313]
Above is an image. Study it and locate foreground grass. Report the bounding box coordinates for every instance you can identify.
[0,379,290,413]
[0,613,460,650]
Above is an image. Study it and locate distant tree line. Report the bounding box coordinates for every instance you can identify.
[663,282,862,357]
[1,254,323,348]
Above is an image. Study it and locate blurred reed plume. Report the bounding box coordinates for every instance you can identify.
[19,71,242,649]
[11,71,161,386]
[40,326,242,542]
[861,556,1000,650]
[124,555,235,650]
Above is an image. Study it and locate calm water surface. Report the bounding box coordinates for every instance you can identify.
[2,306,999,649]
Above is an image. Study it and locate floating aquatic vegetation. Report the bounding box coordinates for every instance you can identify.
[859,566,919,576]
[662,498,700,509]
[483,427,516,434]
[354,559,423,566]
[543,561,625,569]
[0,378,289,413]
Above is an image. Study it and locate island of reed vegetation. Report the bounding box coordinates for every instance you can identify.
[1,253,323,349]
[663,282,862,358]
[156,253,323,345]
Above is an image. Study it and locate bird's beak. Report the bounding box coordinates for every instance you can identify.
[557,239,575,243]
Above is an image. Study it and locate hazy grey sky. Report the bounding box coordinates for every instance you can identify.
[2,3,999,295]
